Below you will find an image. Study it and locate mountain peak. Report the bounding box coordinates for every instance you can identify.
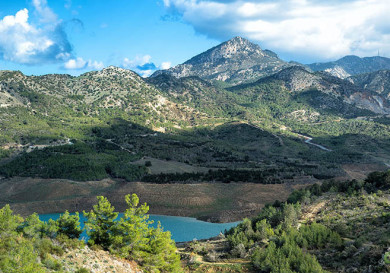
[81,66,141,80]
[183,37,264,65]
[152,37,288,84]
[230,36,246,42]
[226,36,256,47]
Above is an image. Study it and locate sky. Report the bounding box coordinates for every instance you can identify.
[1,0,390,76]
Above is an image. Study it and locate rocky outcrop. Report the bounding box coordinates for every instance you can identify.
[349,70,390,100]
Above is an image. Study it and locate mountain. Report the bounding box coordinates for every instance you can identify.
[146,74,247,118]
[151,36,290,85]
[236,66,390,115]
[349,70,390,100]
[308,55,390,78]
[0,67,213,147]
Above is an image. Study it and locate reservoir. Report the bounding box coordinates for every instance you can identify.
[39,213,240,242]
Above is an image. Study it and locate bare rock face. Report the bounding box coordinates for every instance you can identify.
[349,70,390,100]
[324,66,351,79]
[151,37,290,85]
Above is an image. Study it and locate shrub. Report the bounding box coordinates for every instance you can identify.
[43,254,62,270]
[145,161,152,167]
[297,223,343,249]
[56,233,85,249]
[251,240,325,273]
[75,268,91,273]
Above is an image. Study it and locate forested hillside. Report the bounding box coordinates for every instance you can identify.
[181,169,390,273]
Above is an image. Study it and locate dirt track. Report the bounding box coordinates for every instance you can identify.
[0,177,308,222]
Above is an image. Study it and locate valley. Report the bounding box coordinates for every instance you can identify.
[1,36,390,272]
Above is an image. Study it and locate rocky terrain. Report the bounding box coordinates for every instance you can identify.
[261,66,390,114]
[308,55,390,78]
[350,69,390,100]
[57,245,142,273]
[151,37,290,85]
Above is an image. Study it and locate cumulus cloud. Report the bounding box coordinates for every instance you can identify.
[64,57,104,70]
[0,1,72,65]
[64,57,86,69]
[163,0,390,61]
[161,61,172,69]
[122,55,171,77]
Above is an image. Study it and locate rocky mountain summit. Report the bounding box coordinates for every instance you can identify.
[151,37,290,85]
[308,55,390,79]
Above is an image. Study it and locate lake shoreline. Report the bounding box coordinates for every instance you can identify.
[39,212,240,242]
[0,177,310,223]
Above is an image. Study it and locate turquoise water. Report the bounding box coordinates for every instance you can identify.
[39,213,240,242]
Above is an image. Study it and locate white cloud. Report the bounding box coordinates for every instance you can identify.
[122,55,152,68]
[139,70,154,77]
[64,57,104,70]
[161,61,172,69]
[122,55,173,76]
[122,55,172,77]
[164,0,390,61]
[64,57,86,69]
[32,0,57,23]
[0,2,72,65]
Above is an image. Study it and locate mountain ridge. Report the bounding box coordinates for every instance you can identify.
[308,55,390,78]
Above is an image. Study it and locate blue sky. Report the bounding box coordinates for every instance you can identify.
[1,0,390,76]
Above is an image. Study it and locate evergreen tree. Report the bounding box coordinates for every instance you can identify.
[142,223,182,273]
[0,205,45,273]
[83,196,118,249]
[110,193,151,259]
[56,210,82,239]
[0,205,23,237]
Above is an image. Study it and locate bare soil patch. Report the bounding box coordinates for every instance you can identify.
[342,163,388,180]
[0,177,308,222]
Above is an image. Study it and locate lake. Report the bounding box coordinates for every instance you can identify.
[39,213,240,242]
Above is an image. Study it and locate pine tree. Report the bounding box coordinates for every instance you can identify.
[110,193,151,259]
[83,196,118,249]
[142,222,182,273]
[0,205,45,273]
[56,210,82,239]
